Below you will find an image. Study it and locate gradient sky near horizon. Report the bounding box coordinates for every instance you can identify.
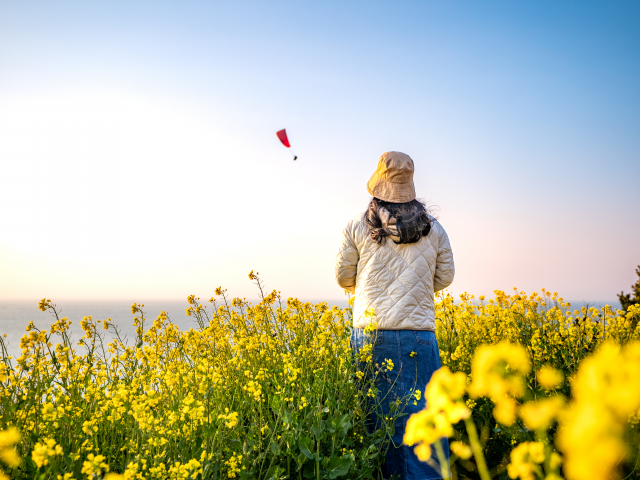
[1,1,639,304]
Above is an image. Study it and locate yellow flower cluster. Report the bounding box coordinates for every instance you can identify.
[557,342,640,480]
[436,289,640,378]
[31,438,63,468]
[431,288,640,477]
[224,453,242,478]
[506,442,545,480]
[382,358,394,371]
[406,331,640,480]
[404,367,469,462]
[217,409,239,428]
[80,453,109,478]
[0,427,21,480]
[468,341,531,426]
[4,284,639,479]
[1,273,399,479]
[536,365,563,390]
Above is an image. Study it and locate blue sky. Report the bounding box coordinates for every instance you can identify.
[1,1,638,303]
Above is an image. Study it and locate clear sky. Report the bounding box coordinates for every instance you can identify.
[1,1,639,304]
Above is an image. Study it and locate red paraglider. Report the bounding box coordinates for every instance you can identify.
[276,129,297,160]
[276,129,290,147]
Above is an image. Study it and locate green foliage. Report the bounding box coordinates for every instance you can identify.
[619,265,640,312]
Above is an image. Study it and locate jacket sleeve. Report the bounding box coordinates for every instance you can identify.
[433,223,455,292]
[335,221,359,293]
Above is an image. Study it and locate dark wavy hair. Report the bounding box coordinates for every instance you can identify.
[365,198,433,245]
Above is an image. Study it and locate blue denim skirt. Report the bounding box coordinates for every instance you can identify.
[351,328,450,480]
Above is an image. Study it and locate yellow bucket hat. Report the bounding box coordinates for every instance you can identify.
[366,151,416,203]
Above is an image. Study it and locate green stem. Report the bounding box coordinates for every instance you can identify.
[316,416,321,480]
[434,439,451,479]
[464,418,491,480]
[535,429,554,479]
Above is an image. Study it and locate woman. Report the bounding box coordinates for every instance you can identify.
[335,151,455,480]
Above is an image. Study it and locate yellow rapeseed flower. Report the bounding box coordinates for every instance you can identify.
[103,474,124,480]
[469,342,531,426]
[536,365,563,390]
[507,442,545,480]
[81,453,109,478]
[450,441,472,459]
[384,359,394,371]
[557,342,640,480]
[31,438,63,468]
[218,411,239,428]
[518,395,565,431]
[404,367,469,460]
[0,427,21,468]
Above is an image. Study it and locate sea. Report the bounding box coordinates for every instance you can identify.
[0,297,619,360]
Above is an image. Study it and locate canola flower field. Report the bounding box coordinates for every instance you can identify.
[0,273,639,480]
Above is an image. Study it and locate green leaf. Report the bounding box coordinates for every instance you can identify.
[325,455,353,479]
[265,465,285,480]
[298,436,315,460]
[24,456,37,476]
[311,420,325,440]
[362,445,379,460]
[270,442,281,455]
[331,414,351,439]
[282,410,292,425]
[302,459,316,478]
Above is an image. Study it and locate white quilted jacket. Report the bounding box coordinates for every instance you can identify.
[335,213,455,331]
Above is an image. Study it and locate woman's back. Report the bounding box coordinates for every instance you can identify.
[336,212,454,330]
